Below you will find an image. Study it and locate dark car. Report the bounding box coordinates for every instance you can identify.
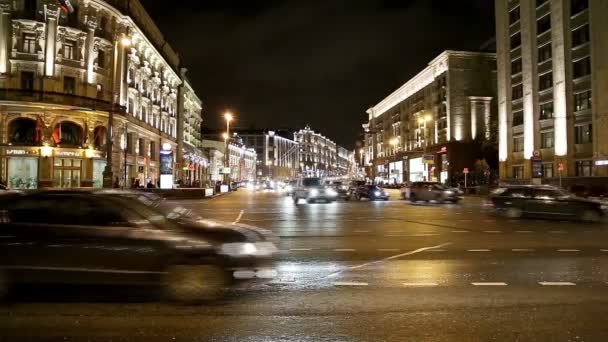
[0,190,278,302]
[404,182,462,203]
[488,185,608,222]
[293,177,338,203]
[351,185,390,201]
[329,181,349,199]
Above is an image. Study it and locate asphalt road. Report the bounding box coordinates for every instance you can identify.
[2,189,608,341]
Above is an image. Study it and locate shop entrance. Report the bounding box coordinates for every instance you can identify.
[53,158,82,188]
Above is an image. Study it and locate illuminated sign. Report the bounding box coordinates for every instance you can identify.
[6,149,38,156]
[595,160,608,166]
[56,151,83,158]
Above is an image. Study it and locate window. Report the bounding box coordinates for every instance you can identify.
[537,15,551,34]
[138,138,145,157]
[539,102,553,120]
[128,98,135,115]
[63,39,76,60]
[573,90,591,112]
[513,166,524,179]
[510,33,521,50]
[22,33,36,53]
[542,163,554,178]
[97,50,106,68]
[571,0,588,16]
[572,25,590,47]
[21,71,35,91]
[541,131,554,148]
[509,7,520,25]
[511,59,522,75]
[512,110,524,126]
[513,136,524,152]
[575,160,592,177]
[573,57,591,78]
[575,124,592,144]
[512,84,523,100]
[24,0,37,18]
[63,76,75,94]
[539,72,553,91]
[538,44,552,63]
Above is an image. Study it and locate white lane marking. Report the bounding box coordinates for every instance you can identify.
[472,282,508,286]
[467,249,491,252]
[484,230,502,233]
[601,249,608,252]
[425,249,445,252]
[378,249,400,252]
[557,249,580,252]
[548,230,568,234]
[385,233,439,237]
[539,282,576,286]
[289,248,313,251]
[516,231,533,233]
[451,230,469,233]
[403,282,439,287]
[512,249,535,252]
[232,210,245,224]
[333,282,368,286]
[334,249,356,252]
[354,230,370,233]
[326,242,452,278]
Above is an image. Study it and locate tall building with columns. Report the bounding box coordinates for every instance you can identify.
[496,0,608,185]
[364,50,497,185]
[0,0,205,189]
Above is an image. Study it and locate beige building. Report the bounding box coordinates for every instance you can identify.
[0,0,204,189]
[495,0,608,184]
[201,139,256,183]
[364,50,497,185]
[294,125,351,178]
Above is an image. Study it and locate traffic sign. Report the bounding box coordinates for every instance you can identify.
[463,168,469,174]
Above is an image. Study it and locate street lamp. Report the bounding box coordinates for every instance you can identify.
[103,33,131,188]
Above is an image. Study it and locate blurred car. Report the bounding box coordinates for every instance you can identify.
[292,177,337,203]
[404,182,462,203]
[0,190,278,302]
[488,185,607,222]
[328,181,349,199]
[346,180,367,198]
[350,185,390,201]
[282,180,298,196]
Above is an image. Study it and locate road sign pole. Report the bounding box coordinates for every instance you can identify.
[464,172,467,189]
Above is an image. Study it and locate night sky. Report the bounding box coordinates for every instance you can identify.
[144,0,495,148]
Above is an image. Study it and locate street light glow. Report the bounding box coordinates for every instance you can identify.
[121,37,132,47]
[224,112,233,122]
[222,132,229,140]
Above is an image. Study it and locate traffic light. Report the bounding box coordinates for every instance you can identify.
[58,0,74,14]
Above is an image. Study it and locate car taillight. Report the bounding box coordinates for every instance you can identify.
[483,200,495,208]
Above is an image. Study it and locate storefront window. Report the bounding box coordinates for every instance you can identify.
[53,158,82,188]
[92,160,106,188]
[8,157,38,189]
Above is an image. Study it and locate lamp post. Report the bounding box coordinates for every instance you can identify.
[223,111,233,188]
[103,34,131,188]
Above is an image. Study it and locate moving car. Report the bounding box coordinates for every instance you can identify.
[405,182,461,203]
[0,190,278,302]
[350,185,390,201]
[488,185,607,222]
[328,181,349,200]
[292,177,337,203]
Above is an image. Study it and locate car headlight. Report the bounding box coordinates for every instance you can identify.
[286,185,293,192]
[310,189,319,196]
[445,190,454,195]
[326,188,337,196]
[220,242,277,257]
[601,205,608,211]
[374,191,381,196]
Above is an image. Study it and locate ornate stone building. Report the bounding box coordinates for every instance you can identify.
[294,125,351,178]
[0,0,204,188]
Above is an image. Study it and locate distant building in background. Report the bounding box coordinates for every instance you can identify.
[495,0,608,186]
[294,126,352,178]
[201,139,256,183]
[364,50,497,185]
[236,129,300,180]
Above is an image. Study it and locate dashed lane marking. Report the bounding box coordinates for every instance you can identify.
[557,249,580,252]
[601,249,608,252]
[539,282,576,286]
[403,282,439,287]
[289,248,313,251]
[472,282,508,286]
[467,249,491,252]
[333,282,368,286]
[484,230,502,233]
[512,249,535,252]
[516,231,533,233]
[232,210,245,224]
[451,230,469,233]
[334,249,356,252]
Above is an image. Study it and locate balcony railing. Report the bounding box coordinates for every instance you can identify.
[0,89,126,114]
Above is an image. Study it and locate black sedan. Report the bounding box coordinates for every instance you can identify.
[350,185,390,201]
[0,190,278,302]
[488,185,608,222]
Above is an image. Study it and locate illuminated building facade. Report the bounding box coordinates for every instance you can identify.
[0,0,205,189]
[294,125,351,178]
[496,0,608,184]
[364,50,497,185]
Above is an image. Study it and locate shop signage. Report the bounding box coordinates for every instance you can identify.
[56,151,82,158]
[6,149,38,156]
[137,158,146,166]
[149,161,157,167]
[423,155,435,164]
[595,160,608,166]
[220,167,231,175]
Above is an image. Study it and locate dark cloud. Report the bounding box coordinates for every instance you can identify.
[144,0,495,147]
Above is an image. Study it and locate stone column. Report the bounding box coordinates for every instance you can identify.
[176,69,186,183]
[470,99,478,140]
[85,19,97,84]
[520,0,539,178]
[495,0,510,180]
[44,3,60,77]
[0,4,11,74]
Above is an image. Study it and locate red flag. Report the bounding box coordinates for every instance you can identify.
[52,123,62,144]
[34,116,43,143]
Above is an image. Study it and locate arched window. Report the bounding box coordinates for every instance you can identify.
[8,118,38,145]
[52,121,82,146]
[93,126,106,149]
